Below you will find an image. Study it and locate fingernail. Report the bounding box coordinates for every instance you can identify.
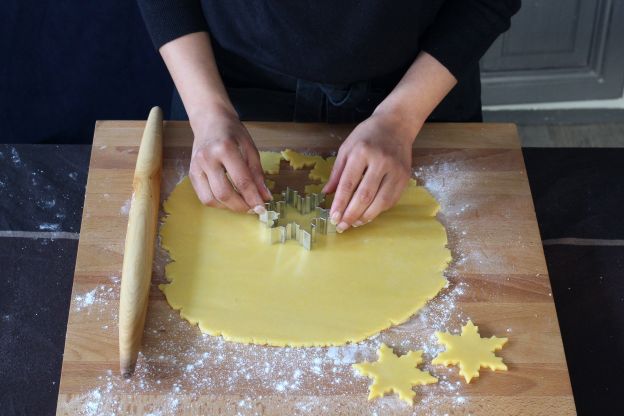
[247,209,255,214]
[336,222,349,233]
[353,220,364,227]
[253,205,266,215]
[330,211,341,225]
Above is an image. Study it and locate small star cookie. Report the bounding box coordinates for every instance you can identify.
[353,344,437,405]
[432,320,508,383]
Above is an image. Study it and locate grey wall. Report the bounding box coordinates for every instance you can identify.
[481,0,624,105]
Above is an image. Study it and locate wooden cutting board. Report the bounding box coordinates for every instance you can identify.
[56,121,576,415]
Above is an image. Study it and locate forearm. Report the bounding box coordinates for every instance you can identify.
[325,52,457,229]
[373,51,457,142]
[160,32,270,210]
[159,32,236,130]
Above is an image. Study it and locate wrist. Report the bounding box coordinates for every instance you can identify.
[188,101,239,135]
[370,106,424,145]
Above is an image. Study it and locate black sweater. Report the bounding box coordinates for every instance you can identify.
[137,0,520,84]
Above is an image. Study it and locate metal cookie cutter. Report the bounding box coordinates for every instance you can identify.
[258,187,337,250]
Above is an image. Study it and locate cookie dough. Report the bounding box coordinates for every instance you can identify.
[353,344,437,404]
[259,151,283,175]
[432,320,508,383]
[159,150,450,346]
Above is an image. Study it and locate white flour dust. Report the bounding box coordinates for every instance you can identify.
[39,223,60,231]
[120,198,132,216]
[11,147,22,167]
[62,164,480,415]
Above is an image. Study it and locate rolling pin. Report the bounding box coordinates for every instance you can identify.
[119,106,163,377]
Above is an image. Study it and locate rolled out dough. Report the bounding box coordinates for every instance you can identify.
[160,151,450,346]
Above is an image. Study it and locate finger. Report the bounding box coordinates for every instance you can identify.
[330,156,367,231]
[189,168,224,208]
[322,151,347,194]
[207,165,251,213]
[240,138,272,201]
[339,167,385,228]
[221,149,267,213]
[359,175,402,224]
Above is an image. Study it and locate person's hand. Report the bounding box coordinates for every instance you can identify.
[322,112,419,232]
[189,110,272,213]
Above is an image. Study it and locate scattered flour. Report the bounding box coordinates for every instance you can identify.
[63,163,480,415]
[120,198,132,216]
[36,197,56,209]
[73,284,115,314]
[11,147,22,167]
[39,223,60,231]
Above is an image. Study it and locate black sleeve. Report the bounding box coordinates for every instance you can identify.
[136,0,208,49]
[420,0,521,79]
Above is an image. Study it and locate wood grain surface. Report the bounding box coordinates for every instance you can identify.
[56,121,576,415]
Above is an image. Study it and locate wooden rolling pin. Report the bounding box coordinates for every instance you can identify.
[119,106,163,377]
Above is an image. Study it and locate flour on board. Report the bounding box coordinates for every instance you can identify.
[60,164,481,415]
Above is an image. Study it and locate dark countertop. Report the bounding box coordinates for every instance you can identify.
[0,145,622,415]
[0,145,89,415]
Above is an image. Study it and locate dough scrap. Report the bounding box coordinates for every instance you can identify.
[259,151,283,174]
[309,156,336,183]
[353,344,437,405]
[280,149,322,169]
[432,320,508,383]
[280,149,335,183]
[159,150,450,346]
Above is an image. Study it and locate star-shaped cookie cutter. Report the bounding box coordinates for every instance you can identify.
[258,187,336,250]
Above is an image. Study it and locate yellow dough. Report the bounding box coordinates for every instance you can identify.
[159,150,450,346]
[259,151,283,174]
[432,320,508,383]
[280,149,322,169]
[353,344,437,405]
[281,149,336,183]
[309,156,336,182]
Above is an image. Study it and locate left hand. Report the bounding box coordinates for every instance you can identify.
[322,112,419,233]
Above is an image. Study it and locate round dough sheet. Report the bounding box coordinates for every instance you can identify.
[160,156,450,347]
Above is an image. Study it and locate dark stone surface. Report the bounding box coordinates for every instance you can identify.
[0,237,78,416]
[0,145,90,232]
[0,144,88,415]
[543,244,624,416]
[524,148,624,415]
[523,148,624,240]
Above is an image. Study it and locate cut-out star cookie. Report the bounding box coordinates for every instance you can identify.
[432,320,508,383]
[353,344,438,405]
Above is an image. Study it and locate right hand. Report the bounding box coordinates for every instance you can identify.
[189,110,272,213]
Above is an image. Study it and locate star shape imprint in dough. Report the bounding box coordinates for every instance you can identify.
[432,320,508,383]
[353,343,438,405]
